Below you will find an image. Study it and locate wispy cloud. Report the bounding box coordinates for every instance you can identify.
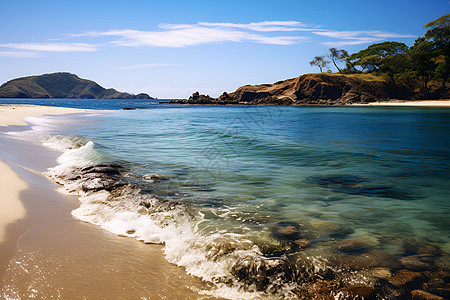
[160,21,317,32]
[0,42,98,52]
[76,22,307,48]
[1,21,416,54]
[314,30,415,46]
[119,63,180,70]
[0,51,40,58]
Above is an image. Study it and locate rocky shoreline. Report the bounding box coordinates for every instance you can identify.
[47,161,450,299]
[170,74,449,106]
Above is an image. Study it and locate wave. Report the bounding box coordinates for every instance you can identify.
[41,134,447,299]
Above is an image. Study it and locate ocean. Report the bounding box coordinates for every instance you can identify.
[2,99,450,298]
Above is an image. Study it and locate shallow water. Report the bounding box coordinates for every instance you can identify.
[4,102,450,298]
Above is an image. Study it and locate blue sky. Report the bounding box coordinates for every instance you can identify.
[0,0,447,98]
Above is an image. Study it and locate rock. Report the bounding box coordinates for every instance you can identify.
[294,239,310,249]
[371,267,392,280]
[81,165,122,176]
[335,286,375,299]
[400,255,433,271]
[80,174,125,192]
[168,73,448,106]
[411,289,444,300]
[338,239,368,254]
[142,174,166,182]
[270,221,302,241]
[389,269,422,288]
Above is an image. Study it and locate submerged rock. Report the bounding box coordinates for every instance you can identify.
[411,289,444,300]
[389,269,422,288]
[307,174,417,200]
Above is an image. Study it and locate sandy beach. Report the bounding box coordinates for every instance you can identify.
[0,105,85,242]
[0,104,209,299]
[353,99,450,107]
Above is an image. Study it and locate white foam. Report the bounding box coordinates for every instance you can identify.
[43,134,343,299]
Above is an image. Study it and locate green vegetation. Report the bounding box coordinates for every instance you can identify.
[309,56,329,72]
[0,72,152,99]
[310,14,449,95]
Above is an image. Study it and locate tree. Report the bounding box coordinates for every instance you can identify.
[347,41,409,71]
[409,37,439,91]
[327,48,348,73]
[309,56,330,72]
[424,14,450,86]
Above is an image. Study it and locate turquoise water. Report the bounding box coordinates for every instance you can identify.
[15,104,450,297]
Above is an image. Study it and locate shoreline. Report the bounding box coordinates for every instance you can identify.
[0,105,88,242]
[0,104,209,299]
[351,99,450,107]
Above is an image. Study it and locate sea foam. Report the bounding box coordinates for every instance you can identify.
[41,135,298,299]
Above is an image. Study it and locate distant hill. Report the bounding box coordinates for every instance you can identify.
[0,72,153,99]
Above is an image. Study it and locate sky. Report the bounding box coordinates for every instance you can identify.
[0,0,448,98]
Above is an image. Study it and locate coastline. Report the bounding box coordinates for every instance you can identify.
[0,105,87,242]
[352,99,450,107]
[0,104,210,299]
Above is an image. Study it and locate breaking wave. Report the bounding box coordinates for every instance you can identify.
[41,134,449,299]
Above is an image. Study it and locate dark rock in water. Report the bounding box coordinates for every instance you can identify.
[371,267,392,280]
[80,174,126,192]
[338,239,369,255]
[337,286,375,299]
[411,289,444,300]
[400,255,434,271]
[308,174,417,200]
[142,174,167,182]
[81,165,122,176]
[294,239,310,249]
[389,269,422,288]
[231,256,294,292]
[270,221,302,241]
[402,240,442,257]
[76,163,127,192]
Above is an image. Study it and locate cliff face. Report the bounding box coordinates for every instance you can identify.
[0,73,153,99]
[172,74,448,105]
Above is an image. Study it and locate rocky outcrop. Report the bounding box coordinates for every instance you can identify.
[171,73,449,106]
[0,72,153,99]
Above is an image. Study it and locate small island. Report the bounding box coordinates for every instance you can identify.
[0,72,153,99]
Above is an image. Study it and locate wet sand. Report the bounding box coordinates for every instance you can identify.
[0,105,212,299]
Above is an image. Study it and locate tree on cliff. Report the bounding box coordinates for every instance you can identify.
[309,56,330,72]
[346,41,409,84]
[327,48,348,73]
[423,14,450,86]
[409,37,439,91]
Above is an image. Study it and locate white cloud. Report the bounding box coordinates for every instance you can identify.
[168,21,315,32]
[0,51,39,57]
[75,22,308,48]
[0,42,98,52]
[1,21,416,54]
[314,30,415,46]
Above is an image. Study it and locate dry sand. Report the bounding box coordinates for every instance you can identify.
[0,104,87,126]
[0,105,86,242]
